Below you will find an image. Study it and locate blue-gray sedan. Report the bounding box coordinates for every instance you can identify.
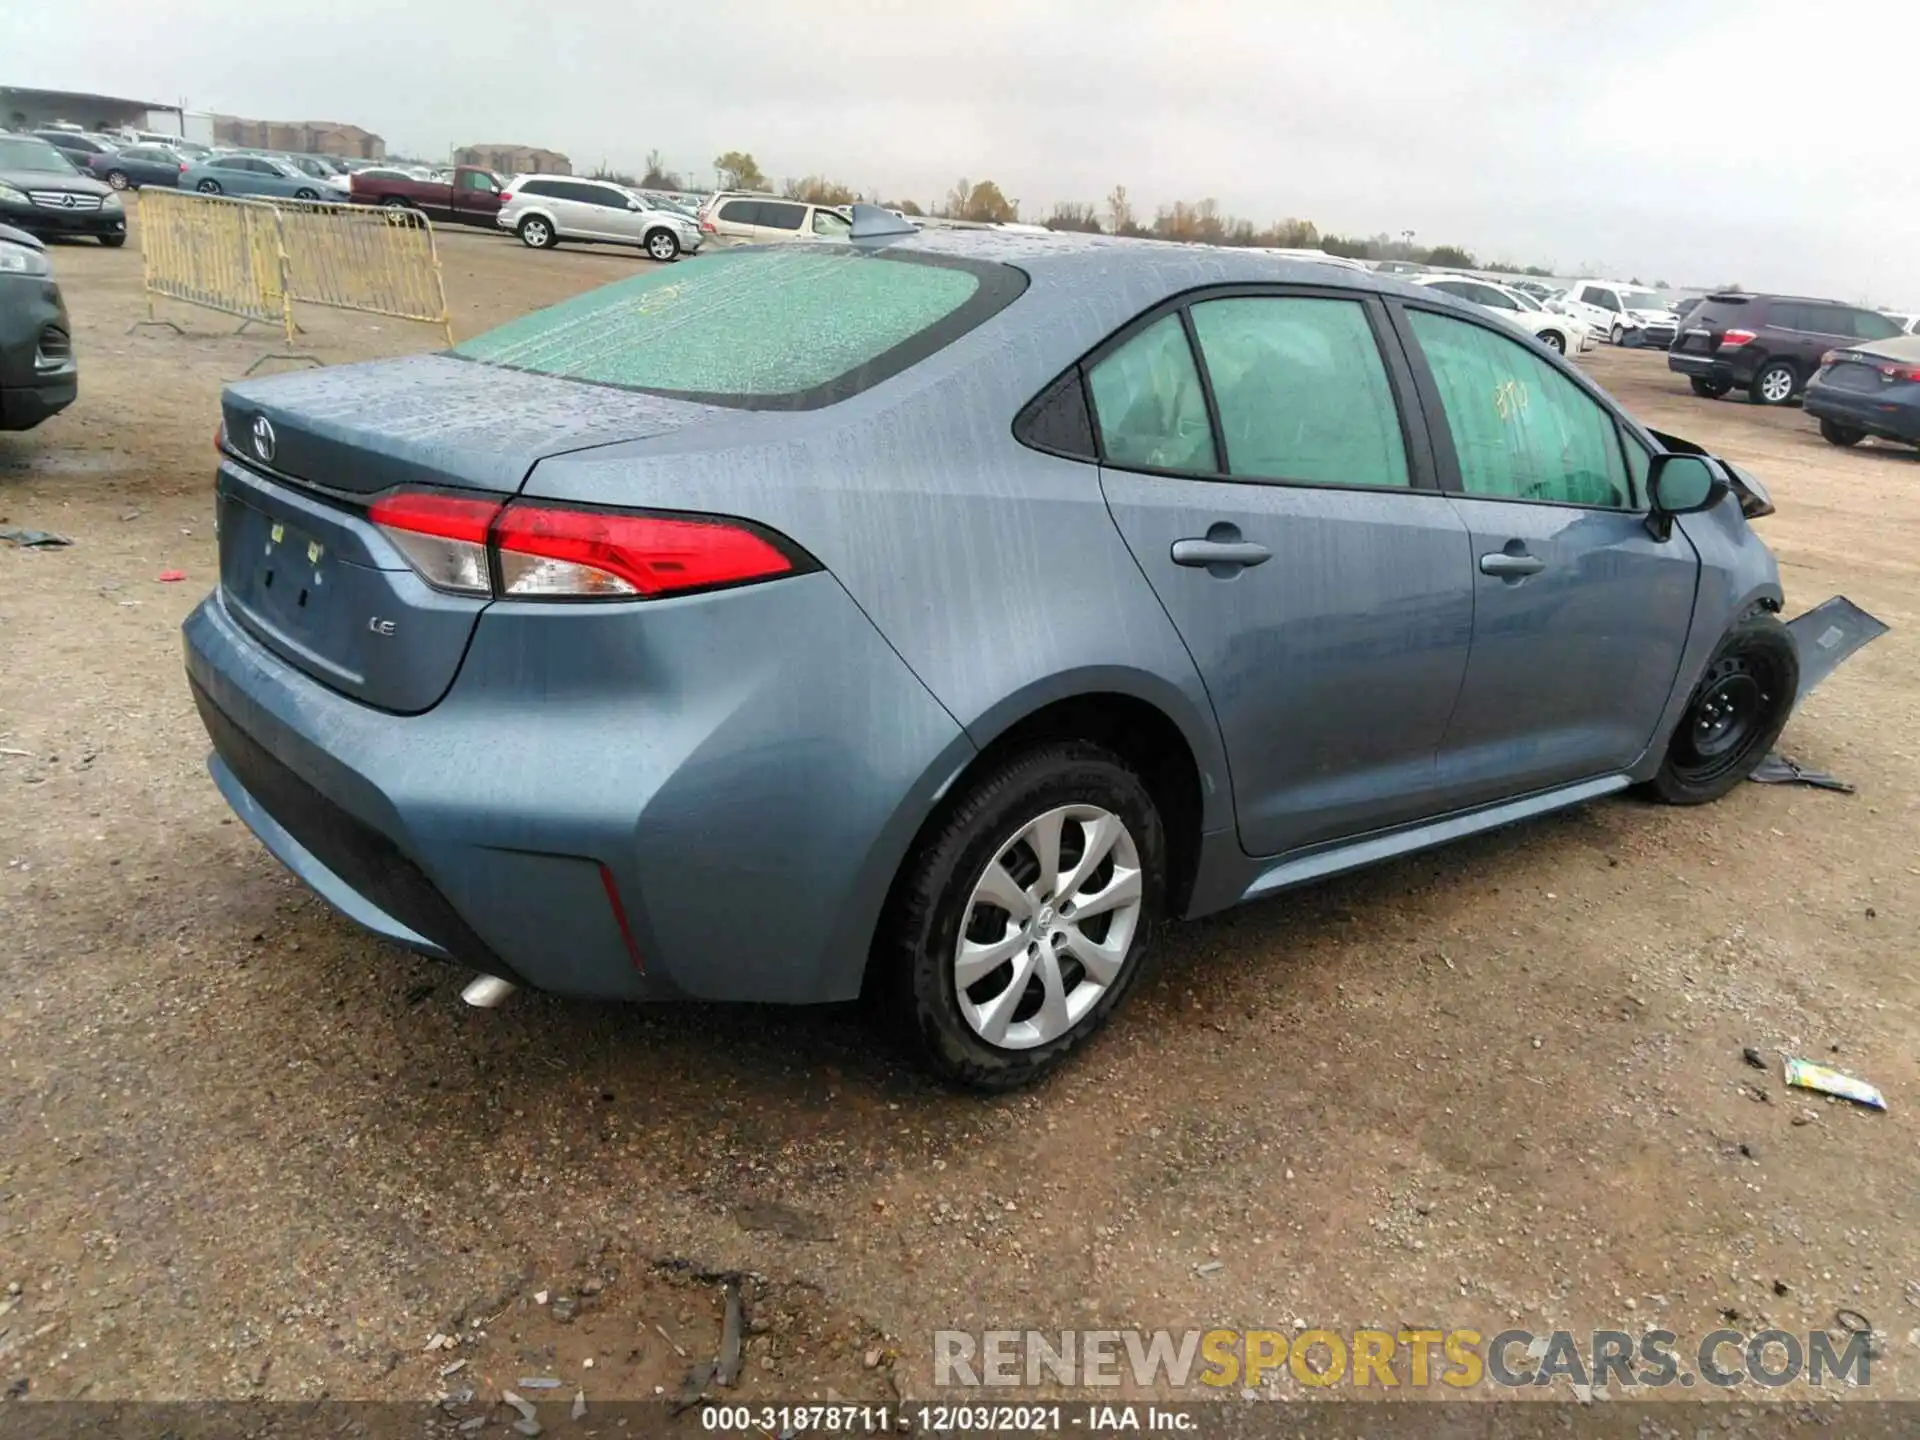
[180,153,330,201]
[185,209,1807,1088]
[1805,334,1920,450]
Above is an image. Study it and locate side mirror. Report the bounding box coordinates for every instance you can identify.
[1645,453,1729,539]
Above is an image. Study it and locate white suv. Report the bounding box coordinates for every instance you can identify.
[1555,281,1680,348]
[498,175,702,260]
[698,193,853,246]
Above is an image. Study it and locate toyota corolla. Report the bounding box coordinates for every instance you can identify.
[186,208,1808,1089]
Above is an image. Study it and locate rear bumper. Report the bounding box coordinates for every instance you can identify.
[1804,383,1920,441]
[0,277,76,431]
[0,373,76,430]
[1668,352,1743,385]
[182,573,971,1006]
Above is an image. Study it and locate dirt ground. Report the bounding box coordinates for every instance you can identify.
[2,210,1917,1418]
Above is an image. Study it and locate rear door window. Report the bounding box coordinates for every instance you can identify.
[1086,314,1218,474]
[717,199,759,225]
[758,201,806,231]
[1408,310,1632,509]
[1849,309,1902,340]
[1188,296,1409,489]
[455,247,1024,409]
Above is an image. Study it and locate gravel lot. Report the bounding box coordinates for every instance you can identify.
[2,213,1916,1413]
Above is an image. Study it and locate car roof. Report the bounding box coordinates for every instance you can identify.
[856,225,1415,301]
[1701,291,1848,305]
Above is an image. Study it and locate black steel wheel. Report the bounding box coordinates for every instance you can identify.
[1645,616,1798,804]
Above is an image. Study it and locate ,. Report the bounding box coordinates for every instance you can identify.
[0,221,77,432]
[184,210,1819,1090]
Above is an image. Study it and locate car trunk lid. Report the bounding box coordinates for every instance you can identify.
[216,353,731,712]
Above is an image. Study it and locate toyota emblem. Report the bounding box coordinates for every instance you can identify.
[251,415,277,464]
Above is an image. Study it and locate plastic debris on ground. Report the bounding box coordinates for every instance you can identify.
[1750,754,1855,793]
[1784,1058,1886,1111]
[0,527,72,548]
[157,569,187,582]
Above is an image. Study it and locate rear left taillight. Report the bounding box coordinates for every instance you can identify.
[498,191,513,203]
[369,491,805,601]
[1719,329,1757,349]
[700,217,716,233]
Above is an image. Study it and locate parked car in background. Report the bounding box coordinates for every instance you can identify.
[1673,297,1704,324]
[32,130,119,164]
[1803,334,1920,448]
[186,214,1797,1089]
[349,164,502,227]
[0,135,126,246]
[0,221,76,432]
[699,192,852,245]
[1509,279,1557,301]
[1373,259,1429,275]
[499,176,702,258]
[1881,312,1920,335]
[1407,273,1591,354]
[1668,294,1905,405]
[1556,281,1681,348]
[266,153,351,197]
[181,153,330,201]
[88,143,187,191]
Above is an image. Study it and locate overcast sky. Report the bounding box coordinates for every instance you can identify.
[10,0,1917,301]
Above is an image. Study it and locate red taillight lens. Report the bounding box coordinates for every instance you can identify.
[1880,363,1920,383]
[1820,350,1842,367]
[369,492,502,596]
[1719,329,1757,349]
[369,491,800,601]
[179,162,188,172]
[498,191,512,203]
[699,217,716,233]
[493,504,795,598]
[214,421,225,454]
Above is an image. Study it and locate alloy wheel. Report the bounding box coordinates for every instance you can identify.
[107,172,129,190]
[647,232,677,260]
[1760,367,1794,404]
[522,219,550,248]
[953,804,1144,1050]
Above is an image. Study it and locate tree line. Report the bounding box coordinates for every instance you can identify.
[593,150,1576,275]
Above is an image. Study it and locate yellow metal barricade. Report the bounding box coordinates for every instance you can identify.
[137,188,293,340]
[276,200,454,344]
[136,191,454,350]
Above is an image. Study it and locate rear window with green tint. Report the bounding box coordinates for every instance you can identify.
[452,247,1027,409]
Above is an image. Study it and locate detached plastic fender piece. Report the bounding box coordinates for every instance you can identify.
[1783,596,1888,703]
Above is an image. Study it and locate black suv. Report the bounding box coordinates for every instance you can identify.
[1669,293,1903,405]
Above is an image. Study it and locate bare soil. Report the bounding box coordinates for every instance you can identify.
[2,213,1916,1415]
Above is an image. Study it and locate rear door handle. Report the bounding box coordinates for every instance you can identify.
[1172,539,1271,569]
[1479,551,1546,578]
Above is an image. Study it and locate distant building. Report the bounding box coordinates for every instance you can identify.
[212,115,385,159]
[455,144,571,177]
[2,84,176,134]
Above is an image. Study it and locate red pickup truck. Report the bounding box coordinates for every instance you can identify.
[348,165,504,227]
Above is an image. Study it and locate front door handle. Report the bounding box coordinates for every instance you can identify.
[1479,551,1545,578]
[1172,539,1271,569]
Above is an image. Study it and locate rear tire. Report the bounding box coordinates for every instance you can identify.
[518,215,557,249]
[1690,377,1732,399]
[1819,419,1866,447]
[379,196,409,209]
[876,741,1166,1091]
[1750,360,1798,406]
[195,179,222,194]
[644,228,680,261]
[1643,615,1798,805]
[294,187,319,201]
[105,170,130,190]
[1539,329,1566,355]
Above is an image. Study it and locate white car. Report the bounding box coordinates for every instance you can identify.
[697,193,853,246]
[498,175,703,260]
[1554,280,1681,348]
[1406,274,1592,355]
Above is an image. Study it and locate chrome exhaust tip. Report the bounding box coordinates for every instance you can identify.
[460,974,517,1009]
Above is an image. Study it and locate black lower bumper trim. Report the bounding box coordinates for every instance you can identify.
[189,677,526,985]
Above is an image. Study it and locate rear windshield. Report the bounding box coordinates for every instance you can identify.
[453,247,1027,409]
